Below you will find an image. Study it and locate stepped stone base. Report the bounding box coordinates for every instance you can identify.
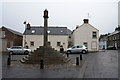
[20,46,70,65]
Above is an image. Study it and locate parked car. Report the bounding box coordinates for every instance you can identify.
[107,46,116,50]
[7,46,32,54]
[67,45,88,54]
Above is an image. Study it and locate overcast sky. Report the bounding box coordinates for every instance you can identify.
[0,0,119,34]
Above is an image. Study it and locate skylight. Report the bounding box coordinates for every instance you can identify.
[60,30,63,33]
[31,30,35,33]
[47,30,50,33]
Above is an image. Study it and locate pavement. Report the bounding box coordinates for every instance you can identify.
[118,50,120,80]
[1,50,119,79]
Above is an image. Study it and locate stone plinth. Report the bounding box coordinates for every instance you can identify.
[20,46,70,65]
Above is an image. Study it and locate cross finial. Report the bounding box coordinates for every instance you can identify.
[87,13,91,18]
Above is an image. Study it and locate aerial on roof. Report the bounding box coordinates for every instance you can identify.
[23,26,72,35]
[1,26,23,36]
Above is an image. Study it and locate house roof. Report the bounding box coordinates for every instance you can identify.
[72,23,99,34]
[23,26,72,35]
[80,24,99,31]
[1,26,23,36]
[99,34,107,41]
[67,29,72,35]
[108,30,120,36]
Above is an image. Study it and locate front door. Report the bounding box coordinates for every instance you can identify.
[91,41,97,50]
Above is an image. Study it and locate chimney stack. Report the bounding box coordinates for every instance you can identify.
[27,23,31,29]
[83,19,89,24]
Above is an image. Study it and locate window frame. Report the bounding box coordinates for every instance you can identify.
[30,41,34,46]
[57,42,61,46]
[92,31,97,38]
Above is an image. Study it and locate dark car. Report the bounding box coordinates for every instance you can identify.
[107,46,116,50]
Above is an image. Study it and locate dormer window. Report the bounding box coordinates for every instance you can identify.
[47,30,50,33]
[31,30,35,34]
[60,30,63,33]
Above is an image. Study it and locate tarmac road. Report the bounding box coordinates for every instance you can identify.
[1,50,119,79]
[78,50,118,78]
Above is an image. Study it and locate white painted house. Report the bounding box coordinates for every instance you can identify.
[23,25,71,51]
[72,19,99,51]
[99,34,107,50]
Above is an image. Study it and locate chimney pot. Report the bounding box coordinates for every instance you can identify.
[27,23,31,29]
[83,19,89,24]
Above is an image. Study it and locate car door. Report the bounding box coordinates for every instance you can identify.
[71,46,77,53]
[74,46,79,52]
[78,46,83,52]
[16,47,21,53]
[17,46,24,53]
[11,47,18,53]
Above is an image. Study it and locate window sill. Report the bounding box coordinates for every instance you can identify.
[92,37,97,39]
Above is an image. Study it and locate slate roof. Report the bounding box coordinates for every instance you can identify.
[1,26,23,36]
[23,26,72,35]
[99,35,107,41]
[108,30,120,36]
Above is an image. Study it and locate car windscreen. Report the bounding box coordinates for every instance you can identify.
[17,47,22,49]
[78,46,83,48]
[72,46,76,49]
[11,47,17,49]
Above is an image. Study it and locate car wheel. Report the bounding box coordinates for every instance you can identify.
[24,51,29,55]
[82,50,86,54]
[9,51,13,55]
[67,50,71,54]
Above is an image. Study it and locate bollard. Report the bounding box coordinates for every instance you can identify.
[67,52,69,57]
[80,53,82,60]
[7,53,11,65]
[76,57,79,65]
[40,58,44,69]
[7,57,11,65]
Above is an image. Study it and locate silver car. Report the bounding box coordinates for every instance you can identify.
[7,46,32,54]
[67,45,88,54]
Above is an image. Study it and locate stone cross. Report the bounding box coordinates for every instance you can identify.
[43,9,49,47]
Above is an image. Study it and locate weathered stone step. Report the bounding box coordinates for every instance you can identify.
[20,58,25,63]
[25,55,30,58]
[20,46,70,65]
[23,56,29,61]
[34,46,55,52]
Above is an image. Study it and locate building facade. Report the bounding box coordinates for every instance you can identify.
[0,28,6,52]
[0,26,23,52]
[99,34,107,50]
[72,19,99,51]
[23,26,71,51]
[107,26,120,49]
